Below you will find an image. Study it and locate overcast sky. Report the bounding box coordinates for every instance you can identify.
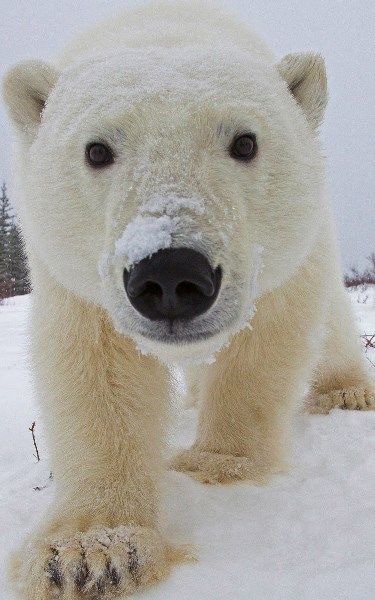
[1,0,374,269]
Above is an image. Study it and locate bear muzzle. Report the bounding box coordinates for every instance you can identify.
[123,247,222,322]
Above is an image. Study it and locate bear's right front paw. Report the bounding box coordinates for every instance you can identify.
[10,525,183,599]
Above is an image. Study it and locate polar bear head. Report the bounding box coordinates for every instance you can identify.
[3,45,327,363]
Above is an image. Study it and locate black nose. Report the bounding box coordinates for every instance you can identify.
[124,248,222,321]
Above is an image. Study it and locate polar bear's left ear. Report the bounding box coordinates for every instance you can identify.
[277,52,328,129]
[2,60,59,134]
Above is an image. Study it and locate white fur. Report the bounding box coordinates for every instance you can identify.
[2,2,374,599]
[3,7,327,360]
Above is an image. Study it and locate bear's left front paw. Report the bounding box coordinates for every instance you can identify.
[169,447,274,485]
[307,386,375,414]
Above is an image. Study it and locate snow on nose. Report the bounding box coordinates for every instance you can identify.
[115,192,205,266]
[115,213,180,266]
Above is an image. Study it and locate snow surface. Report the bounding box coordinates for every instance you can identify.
[0,290,375,599]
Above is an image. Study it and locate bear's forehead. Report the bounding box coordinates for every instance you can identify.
[51,46,279,114]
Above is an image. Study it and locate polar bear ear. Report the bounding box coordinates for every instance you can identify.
[2,60,59,134]
[277,52,327,129]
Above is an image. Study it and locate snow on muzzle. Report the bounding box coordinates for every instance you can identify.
[112,194,222,322]
[123,247,222,321]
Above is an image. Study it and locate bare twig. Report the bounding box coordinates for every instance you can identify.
[29,421,40,462]
[360,333,375,369]
[361,334,375,349]
[33,472,53,492]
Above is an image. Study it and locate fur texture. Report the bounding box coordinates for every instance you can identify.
[2,1,374,598]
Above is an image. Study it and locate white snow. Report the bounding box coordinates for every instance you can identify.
[0,289,375,599]
[113,191,205,267]
[115,214,180,265]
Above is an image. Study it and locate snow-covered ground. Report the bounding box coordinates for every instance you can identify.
[0,290,374,599]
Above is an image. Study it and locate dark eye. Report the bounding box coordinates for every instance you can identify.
[229,133,257,161]
[86,142,114,168]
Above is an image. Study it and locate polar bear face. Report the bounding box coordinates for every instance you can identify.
[3,46,327,362]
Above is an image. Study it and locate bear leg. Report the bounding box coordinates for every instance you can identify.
[308,286,375,414]
[10,277,187,599]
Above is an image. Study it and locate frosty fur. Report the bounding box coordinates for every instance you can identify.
[3,1,374,598]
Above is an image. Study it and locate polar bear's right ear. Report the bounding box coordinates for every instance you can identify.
[277,52,328,129]
[2,60,59,134]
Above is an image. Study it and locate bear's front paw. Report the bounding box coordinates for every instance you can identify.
[170,447,275,485]
[11,525,182,599]
[307,386,375,414]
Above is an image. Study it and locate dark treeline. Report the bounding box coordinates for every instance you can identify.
[0,182,30,300]
[344,254,375,289]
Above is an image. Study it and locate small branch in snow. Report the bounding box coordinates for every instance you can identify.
[33,472,53,492]
[29,421,40,462]
[361,333,375,349]
[361,333,375,369]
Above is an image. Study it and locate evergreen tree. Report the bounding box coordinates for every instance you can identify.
[0,182,30,299]
[9,219,30,295]
[0,182,14,298]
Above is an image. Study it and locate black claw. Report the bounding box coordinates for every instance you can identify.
[107,563,121,586]
[74,561,89,589]
[47,556,62,588]
[96,575,107,594]
[128,544,139,584]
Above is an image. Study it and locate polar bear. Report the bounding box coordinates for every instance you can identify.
[3,0,375,598]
